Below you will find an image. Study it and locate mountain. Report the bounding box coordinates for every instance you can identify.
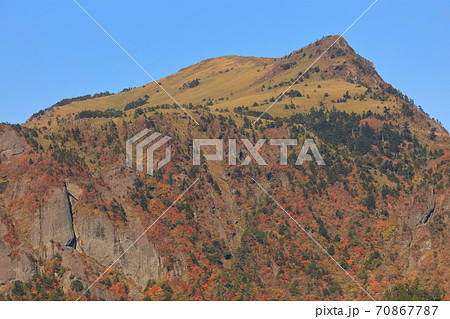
[1,35,449,301]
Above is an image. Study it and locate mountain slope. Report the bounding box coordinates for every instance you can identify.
[26,36,407,124]
[1,36,449,301]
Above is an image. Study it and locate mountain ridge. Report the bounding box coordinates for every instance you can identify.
[1,35,449,301]
[24,36,392,123]
[25,35,447,139]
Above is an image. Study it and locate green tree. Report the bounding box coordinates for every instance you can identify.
[429,128,437,141]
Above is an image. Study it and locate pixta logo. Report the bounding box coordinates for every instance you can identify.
[193,138,325,166]
[126,129,325,176]
[126,129,172,176]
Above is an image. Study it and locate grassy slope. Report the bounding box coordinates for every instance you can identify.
[26,36,401,130]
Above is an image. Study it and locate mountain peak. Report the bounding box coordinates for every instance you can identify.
[277,35,382,90]
[2,34,450,302]
[22,35,418,131]
[285,35,352,58]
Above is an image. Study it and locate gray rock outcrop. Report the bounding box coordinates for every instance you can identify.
[0,128,25,162]
[0,208,37,285]
[30,187,77,259]
[74,212,162,290]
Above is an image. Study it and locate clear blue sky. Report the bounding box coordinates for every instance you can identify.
[1,0,449,129]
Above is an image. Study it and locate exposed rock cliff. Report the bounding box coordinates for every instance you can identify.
[31,187,77,259]
[0,208,36,285]
[0,127,25,163]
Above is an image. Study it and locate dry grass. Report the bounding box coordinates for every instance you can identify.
[27,46,400,128]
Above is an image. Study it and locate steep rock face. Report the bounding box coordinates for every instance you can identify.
[1,173,163,294]
[74,211,163,290]
[65,177,165,290]
[0,128,25,162]
[0,208,36,285]
[0,182,8,195]
[66,182,83,202]
[30,187,76,259]
[401,189,449,275]
[0,243,36,285]
[419,189,436,225]
[407,189,436,227]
